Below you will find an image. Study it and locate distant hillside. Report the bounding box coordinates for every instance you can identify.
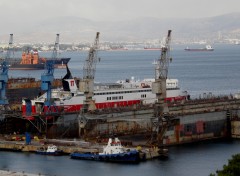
[1,13,240,43]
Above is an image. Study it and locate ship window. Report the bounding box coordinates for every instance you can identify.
[186,125,191,132]
[203,122,206,130]
[112,96,116,100]
[141,94,146,98]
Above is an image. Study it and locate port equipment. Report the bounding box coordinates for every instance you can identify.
[80,32,100,112]
[151,30,173,145]
[77,32,100,138]
[41,34,59,113]
[0,34,13,105]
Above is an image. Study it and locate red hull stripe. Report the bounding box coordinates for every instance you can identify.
[22,96,186,115]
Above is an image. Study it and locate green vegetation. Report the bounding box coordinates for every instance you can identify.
[210,154,240,176]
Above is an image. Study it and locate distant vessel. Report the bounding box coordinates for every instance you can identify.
[70,138,140,163]
[144,47,161,50]
[184,45,214,51]
[9,49,71,70]
[9,50,45,70]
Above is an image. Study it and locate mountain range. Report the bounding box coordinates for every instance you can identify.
[1,13,240,43]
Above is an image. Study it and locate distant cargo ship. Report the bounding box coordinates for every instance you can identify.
[184,45,214,51]
[144,47,161,50]
[9,50,70,70]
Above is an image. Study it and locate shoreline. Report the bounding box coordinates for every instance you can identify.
[0,170,44,176]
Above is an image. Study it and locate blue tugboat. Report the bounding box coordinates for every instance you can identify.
[70,138,140,163]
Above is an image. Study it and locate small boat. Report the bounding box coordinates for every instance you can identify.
[184,45,214,51]
[36,145,63,156]
[70,138,140,163]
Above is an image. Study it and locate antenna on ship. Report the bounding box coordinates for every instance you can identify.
[0,34,13,105]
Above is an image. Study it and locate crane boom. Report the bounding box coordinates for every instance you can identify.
[83,32,100,79]
[80,32,100,112]
[156,30,171,80]
[151,30,172,145]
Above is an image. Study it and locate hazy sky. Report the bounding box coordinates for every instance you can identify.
[1,0,239,21]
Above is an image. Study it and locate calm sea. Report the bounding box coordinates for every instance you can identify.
[0,44,240,175]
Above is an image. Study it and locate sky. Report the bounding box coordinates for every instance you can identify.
[0,0,239,22]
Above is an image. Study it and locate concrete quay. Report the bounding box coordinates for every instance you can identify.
[0,138,164,160]
[0,139,98,154]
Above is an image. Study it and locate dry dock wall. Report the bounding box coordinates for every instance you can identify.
[46,98,240,145]
[231,120,240,139]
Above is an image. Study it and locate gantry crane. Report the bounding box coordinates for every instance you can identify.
[151,30,173,145]
[0,34,13,105]
[41,34,59,113]
[80,32,100,113]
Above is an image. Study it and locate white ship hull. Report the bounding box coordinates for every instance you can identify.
[22,78,188,116]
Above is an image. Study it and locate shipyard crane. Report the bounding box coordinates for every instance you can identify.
[151,30,173,145]
[80,32,100,112]
[0,34,13,105]
[41,34,59,113]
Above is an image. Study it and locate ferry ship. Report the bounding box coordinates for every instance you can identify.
[22,74,188,116]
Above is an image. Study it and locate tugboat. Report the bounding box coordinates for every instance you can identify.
[70,138,140,163]
[36,145,63,156]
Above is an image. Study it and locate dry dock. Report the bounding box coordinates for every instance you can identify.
[45,96,240,145]
[1,95,240,147]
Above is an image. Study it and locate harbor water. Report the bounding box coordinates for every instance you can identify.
[0,140,240,176]
[0,44,240,175]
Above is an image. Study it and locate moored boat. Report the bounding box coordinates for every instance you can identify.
[70,138,140,163]
[36,145,63,156]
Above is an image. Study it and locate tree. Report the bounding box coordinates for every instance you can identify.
[210,154,240,176]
